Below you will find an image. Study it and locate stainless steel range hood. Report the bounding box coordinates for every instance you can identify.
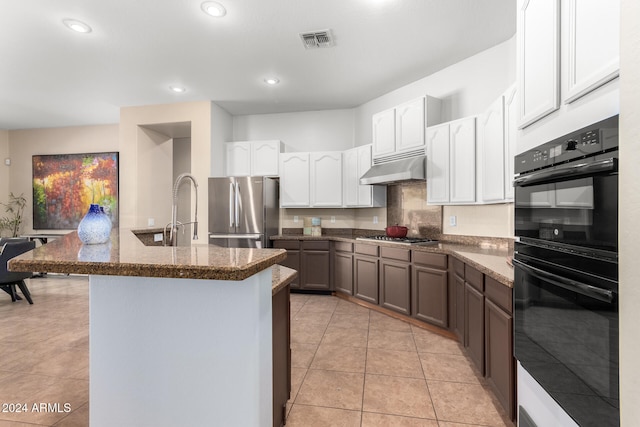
[359,155,426,185]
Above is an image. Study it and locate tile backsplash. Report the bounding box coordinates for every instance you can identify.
[387,182,442,238]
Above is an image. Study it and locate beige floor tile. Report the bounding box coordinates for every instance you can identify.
[310,344,367,373]
[366,348,424,378]
[290,367,308,401]
[428,380,510,427]
[369,311,412,332]
[0,419,46,426]
[361,412,439,426]
[295,369,365,410]
[291,321,327,345]
[293,310,334,325]
[438,422,503,427]
[412,326,465,356]
[363,374,436,419]
[291,342,318,368]
[329,313,370,329]
[368,328,416,352]
[334,300,371,316]
[320,324,368,348]
[286,404,361,427]
[52,402,89,427]
[419,352,481,384]
[0,372,59,402]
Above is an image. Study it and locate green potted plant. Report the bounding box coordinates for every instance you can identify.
[0,192,27,238]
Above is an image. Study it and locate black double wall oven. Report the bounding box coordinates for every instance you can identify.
[513,115,619,427]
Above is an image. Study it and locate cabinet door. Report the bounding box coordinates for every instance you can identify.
[343,148,359,207]
[449,117,476,204]
[426,123,450,204]
[334,252,354,295]
[465,283,485,374]
[226,142,252,176]
[354,255,379,305]
[379,259,411,315]
[479,96,506,203]
[356,145,374,206]
[310,152,342,207]
[278,250,300,289]
[454,274,465,343]
[372,109,396,158]
[301,250,330,290]
[517,0,560,128]
[503,85,517,201]
[412,265,448,327]
[485,299,515,419]
[395,97,425,152]
[251,141,280,176]
[564,0,620,104]
[280,153,310,207]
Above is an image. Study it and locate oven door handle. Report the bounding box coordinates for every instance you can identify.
[513,258,615,303]
[513,157,617,187]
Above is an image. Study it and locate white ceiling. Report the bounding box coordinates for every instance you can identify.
[1,0,515,130]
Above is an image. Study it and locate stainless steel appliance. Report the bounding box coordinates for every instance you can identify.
[208,176,279,248]
[356,235,438,246]
[513,115,619,427]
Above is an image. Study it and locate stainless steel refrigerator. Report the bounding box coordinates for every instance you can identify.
[208,176,279,248]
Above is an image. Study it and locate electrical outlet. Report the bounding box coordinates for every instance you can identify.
[373,216,378,224]
[153,233,163,242]
[449,216,457,227]
[331,216,336,223]
[148,218,155,227]
[293,215,299,223]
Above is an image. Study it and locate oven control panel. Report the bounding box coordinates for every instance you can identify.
[515,115,618,174]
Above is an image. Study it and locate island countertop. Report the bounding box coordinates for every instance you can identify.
[9,228,287,281]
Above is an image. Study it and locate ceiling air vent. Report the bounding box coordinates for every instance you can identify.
[299,30,334,49]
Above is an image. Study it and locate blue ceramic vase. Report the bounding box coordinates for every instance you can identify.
[77,204,112,245]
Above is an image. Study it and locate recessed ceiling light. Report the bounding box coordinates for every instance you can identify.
[201,1,227,17]
[169,86,186,93]
[62,19,92,33]
[264,77,280,85]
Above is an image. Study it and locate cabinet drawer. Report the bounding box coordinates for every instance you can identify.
[465,264,484,291]
[355,243,379,257]
[413,251,447,270]
[334,241,353,253]
[452,257,465,278]
[302,241,329,251]
[273,240,300,250]
[380,246,410,262]
[485,276,512,314]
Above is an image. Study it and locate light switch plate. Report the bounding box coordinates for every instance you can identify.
[449,216,457,226]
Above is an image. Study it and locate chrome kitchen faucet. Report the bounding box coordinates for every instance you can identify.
[167,173,199,246]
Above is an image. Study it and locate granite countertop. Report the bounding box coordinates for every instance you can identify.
[9,228,286,281]
[271,234,514,287]
[271,265,297,295]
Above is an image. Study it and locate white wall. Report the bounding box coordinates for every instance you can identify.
[211,102,233,177]
[0,130,9,204]
[232,109,355,152]
[354,37,516,145]
[8,125,119,233]
[619,0,640,423]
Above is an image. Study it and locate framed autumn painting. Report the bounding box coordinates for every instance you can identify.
[32,152,119,229]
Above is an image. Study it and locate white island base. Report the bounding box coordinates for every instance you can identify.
[89,269,273,427]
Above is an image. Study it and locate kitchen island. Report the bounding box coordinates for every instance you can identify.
[9,228,288,427]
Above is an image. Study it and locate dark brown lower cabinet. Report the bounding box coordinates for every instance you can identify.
[465,282,485,375]
[412,252,448,327]
[379,258,411,315]
[300,241,331,290]
[333,242,354,295]
[354,256,378,304]
[485,298,514,419]
[272,284,290,427]
[454,274,465,342]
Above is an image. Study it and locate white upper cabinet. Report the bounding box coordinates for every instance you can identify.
[563,0,620,104]
[226,142,252,176]
[310,152,343,207]
[343,145,386,208]
[449,117,477,204]
[372,109,396,157]
[503,85,518,201]
[280,153,310,207]
[226,140,282,177]
[373,95,442,159]
[426,123,451,205]
[517,0,560,128]
[395,98,426,152]
[478,95,506,203]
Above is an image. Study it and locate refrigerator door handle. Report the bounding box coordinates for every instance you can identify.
[229,182,235,228]
[209,234,261,239]
[235,182,240,229]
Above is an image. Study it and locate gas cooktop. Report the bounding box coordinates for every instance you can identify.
[356,235,439,246]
